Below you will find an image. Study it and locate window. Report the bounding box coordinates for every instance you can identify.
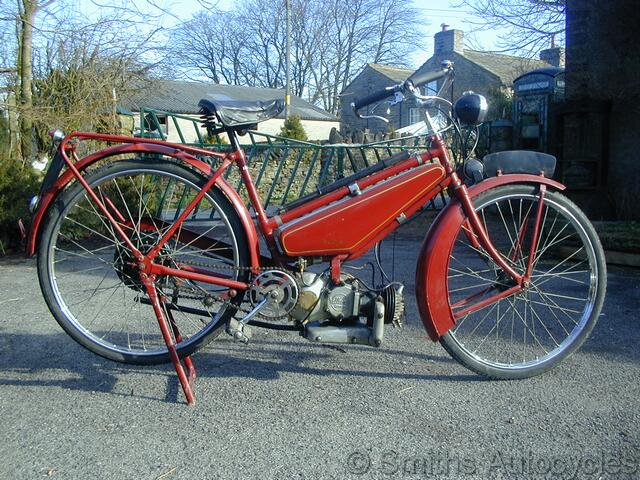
[426,80,439,95]
[155,114,169,135]
[408,108,422,125]
[143,113,169,136]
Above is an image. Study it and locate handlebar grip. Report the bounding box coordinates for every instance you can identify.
[351,84,401,111]
[407,64,452,87]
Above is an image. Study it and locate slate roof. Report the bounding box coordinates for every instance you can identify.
[367,64,413,83]
[462,50,550,84]
[341,63,413,95]
[123,80,337,121]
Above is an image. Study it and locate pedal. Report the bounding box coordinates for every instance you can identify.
[226,318,251,344]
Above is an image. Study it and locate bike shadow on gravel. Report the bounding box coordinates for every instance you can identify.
[0,330,479,405]
[0,331,122,398]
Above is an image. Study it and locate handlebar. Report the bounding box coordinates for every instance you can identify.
[351,84,403,111]
[351,61,454,115]
[406,61,453,88]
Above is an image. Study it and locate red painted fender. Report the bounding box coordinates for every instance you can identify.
[415,174,566,341]
[26,144,261,270]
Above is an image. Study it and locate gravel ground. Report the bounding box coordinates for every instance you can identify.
[0,236,639,480]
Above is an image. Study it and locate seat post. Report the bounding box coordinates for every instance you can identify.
[226,128,241,152]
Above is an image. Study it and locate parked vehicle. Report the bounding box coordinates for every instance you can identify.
[26,61,606,404]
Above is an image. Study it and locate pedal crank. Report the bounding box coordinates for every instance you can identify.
[226,318,252,344]
[225,297,269,343]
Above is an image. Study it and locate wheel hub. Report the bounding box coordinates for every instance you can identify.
[494,270,519,292]
[113,232,170,291]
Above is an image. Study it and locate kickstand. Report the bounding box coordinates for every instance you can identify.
[142,275,197,406]
[166,307,197,397]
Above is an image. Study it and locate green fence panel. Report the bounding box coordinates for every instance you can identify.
[137,108,447,210]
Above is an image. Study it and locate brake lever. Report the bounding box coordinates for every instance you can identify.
[354,104,390,123]
[354,92,406,123]
[414,94,453,109]
[356,113,389,123]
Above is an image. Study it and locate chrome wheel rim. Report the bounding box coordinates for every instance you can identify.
[447,191,599,371]
[47,167,241,358]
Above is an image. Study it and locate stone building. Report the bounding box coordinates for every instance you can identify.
[562,0,640,219]
[341,25,557,134]
[124,80,339,142]
[413,26,556,102]
[340,64,415,135]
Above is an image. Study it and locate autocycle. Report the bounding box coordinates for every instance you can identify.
[26,61,606,405]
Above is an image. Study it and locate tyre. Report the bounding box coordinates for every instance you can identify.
[37,159,250,365]
[439,184,606,379]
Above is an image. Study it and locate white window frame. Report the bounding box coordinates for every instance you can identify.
[408,107,422,125]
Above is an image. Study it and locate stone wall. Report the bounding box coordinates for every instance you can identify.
[225,147,322,207]
[220,126,436,208]
[414,51,503,103]
[565,0,640,219]
[340,67,422,135]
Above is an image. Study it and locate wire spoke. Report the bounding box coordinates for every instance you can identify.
[445,189,601,371]
[533,259,588,289]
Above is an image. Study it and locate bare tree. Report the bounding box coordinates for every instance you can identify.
[15,0,56,162]
[169,0,424,114]
[171,10,249,85]
[455,0,566,55]
[312,0,423,112]
[31,17,158,146]
[289,0,324,97]
[1,0,170,162]
[236,0,288,88]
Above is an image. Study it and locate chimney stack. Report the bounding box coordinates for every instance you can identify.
[434,26,464,55]
[540,47,566,68]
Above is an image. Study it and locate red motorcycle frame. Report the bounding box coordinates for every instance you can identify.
[29,61,607,407]
[26,125,564,404]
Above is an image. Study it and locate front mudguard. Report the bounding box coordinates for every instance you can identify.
[26,143,261,270]
[415,174,566,341]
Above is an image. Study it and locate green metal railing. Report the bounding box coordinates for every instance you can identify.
[137,108,444,210]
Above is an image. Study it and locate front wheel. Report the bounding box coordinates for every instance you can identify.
[440,184,606,379]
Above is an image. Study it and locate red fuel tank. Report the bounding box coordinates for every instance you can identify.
[278,163,446,257]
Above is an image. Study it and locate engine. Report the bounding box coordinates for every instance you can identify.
[288,271,405,347]
[244,269,404,347]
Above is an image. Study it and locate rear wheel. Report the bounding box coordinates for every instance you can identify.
[37,159,250,365]
[440,184,606,379]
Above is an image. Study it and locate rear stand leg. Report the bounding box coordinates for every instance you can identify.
[166,307,196,388]
[142,274,196,406]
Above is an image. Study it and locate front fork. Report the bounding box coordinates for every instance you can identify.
[453,181,547,319]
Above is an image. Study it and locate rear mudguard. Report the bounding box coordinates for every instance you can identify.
[415,174,566,341]
[26,143,261,270]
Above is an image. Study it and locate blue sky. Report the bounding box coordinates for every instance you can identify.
[75,0,504,69]
[140,0,505,68]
